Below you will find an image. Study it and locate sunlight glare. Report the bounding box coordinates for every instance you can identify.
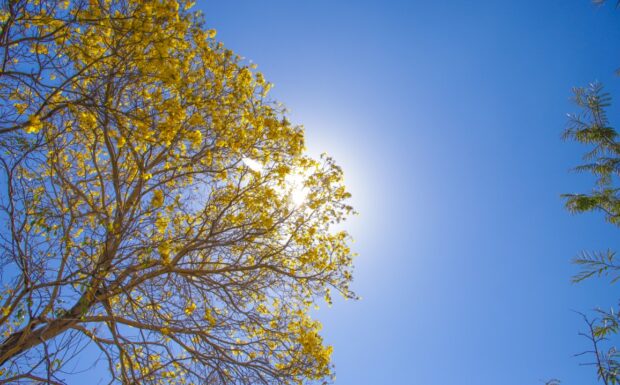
[242,157,308,207]
[242,157,263,172]
[286,172,309,207]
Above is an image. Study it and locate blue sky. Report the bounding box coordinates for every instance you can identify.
[199,1,620,384]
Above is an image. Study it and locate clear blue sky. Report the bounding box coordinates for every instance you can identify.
[199,1,620,384]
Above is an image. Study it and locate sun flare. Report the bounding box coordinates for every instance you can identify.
[242,157,309,207]
[286,172,309,207]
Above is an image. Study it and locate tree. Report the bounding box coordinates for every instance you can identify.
[559,5,620,385]
[563,63,620,385]
[563,82,620,384]
[0,1,355,384]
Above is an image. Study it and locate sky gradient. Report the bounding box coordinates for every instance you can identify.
[199,1,620,384]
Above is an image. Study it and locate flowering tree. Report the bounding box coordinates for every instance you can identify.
[0,1,355,384]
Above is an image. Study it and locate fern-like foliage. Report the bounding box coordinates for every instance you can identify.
[563,84,620,225]
[573,250,620,283]
[577,313,620,385]
[564,83,620,385]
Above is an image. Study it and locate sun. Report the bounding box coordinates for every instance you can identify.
[242,157,309,207]
[286,172,309,207]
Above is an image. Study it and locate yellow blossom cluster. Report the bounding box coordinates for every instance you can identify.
[0,0,355,384]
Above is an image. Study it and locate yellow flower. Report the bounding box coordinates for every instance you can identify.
[157,242,170,265]
[188,113,203,126]
[204,308,216,326]
[184,302,196,316]
[24,114,43,134]
[188,129,202,148]
[155,214,168,234]
[151,190,164,208]
[14,103,26,114]
[29,44,48,55]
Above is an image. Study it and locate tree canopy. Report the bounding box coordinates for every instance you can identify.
[563,83,620,384]
[0,0,355,384]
